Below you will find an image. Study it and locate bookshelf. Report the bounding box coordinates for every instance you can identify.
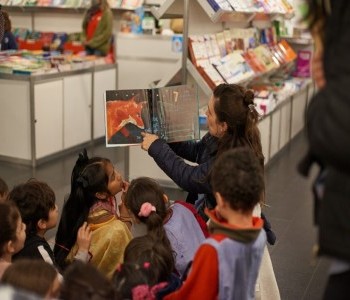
[2,3,146,33]
[124,0,313,185]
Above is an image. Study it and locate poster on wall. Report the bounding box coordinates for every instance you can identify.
[104,84,200,146]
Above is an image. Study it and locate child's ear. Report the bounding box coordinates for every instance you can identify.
[215,192,225,208]
[163,194,169,203]
[6,240,15,254]
[95,192,108,200]
[37,219,47,230]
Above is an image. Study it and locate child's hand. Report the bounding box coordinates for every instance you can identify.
[76,222,92,253]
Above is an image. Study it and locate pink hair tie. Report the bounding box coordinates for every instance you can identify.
[138,202,156,217]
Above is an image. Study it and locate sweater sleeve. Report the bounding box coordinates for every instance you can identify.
[164,244,218,300]
[168,139,202,163]
[148,139,213,194]
[86,9,113,49]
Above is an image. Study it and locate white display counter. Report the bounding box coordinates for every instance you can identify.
[0,64,117,166]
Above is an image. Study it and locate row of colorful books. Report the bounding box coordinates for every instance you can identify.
[11,28,86,54]
[189,27,279,66]
[207,0,293,14]
[1,0,143,9]
[188,31,297,89]
[250,77,308,115]
[0,51,111,75]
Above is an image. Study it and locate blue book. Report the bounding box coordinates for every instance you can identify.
[207,0,220,12]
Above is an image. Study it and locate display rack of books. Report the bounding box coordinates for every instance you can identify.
[187,27,297,92]
[0,0,143,10]
[151,0,293,23]
[123,0,313,187]
[0,27,116,75]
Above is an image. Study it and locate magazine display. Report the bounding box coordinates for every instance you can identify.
[104,85,199,146]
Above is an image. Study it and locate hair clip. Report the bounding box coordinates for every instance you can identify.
[132,285,151,300]
[143,262,150,269]
[138,202,156,217]
[248,103,255,112]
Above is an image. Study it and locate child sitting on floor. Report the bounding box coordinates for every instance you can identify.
[2,259,61,299]
[114,234,182,299]
[54,150,132,278]
[125,177,207,277]
[10,179,59,265]
[10,179,91,270]
[165,148,266,300]
[61,261,116,300]
[0,201,26,279]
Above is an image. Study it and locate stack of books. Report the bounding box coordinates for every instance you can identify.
[188,28,297,89]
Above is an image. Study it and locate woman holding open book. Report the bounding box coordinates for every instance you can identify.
[141,83,263,218]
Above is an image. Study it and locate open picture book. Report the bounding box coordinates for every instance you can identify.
[104,84,200,146]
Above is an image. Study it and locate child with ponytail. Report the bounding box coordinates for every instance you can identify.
[114,234,182,299]
[125,177,207,277]
[54,150,132,278]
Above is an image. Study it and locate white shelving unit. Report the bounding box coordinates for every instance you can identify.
[126,0,313,185]
[0,64,117,167]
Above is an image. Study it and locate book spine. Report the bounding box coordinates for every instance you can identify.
[207,0,220,12]
[147,89,154,134]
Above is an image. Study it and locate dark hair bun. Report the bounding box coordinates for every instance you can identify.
[243,89,254,105]
[77,149,89,165]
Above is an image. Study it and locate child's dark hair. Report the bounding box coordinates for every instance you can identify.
[9,179,56,235]
[0,201,21,257]
[211,148,264,212]
[2,259,58,298]
[1,11,11,32]
[124,177,174,257]
[113,262,152,300]
[61,261,116,300]
[54,150,111,270]
[0,176,9,200]
[124,234,174,284]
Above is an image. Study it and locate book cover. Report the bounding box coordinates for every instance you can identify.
[223,29,234,54]
[188,35,208,67]
[198,65,225,89]
[37,0,52,6]
[105,85,199,147]
[278,40,297,62]
[293,50,311,78]
[243,49,266,73]
[215,32,226,57]
[252,45,279,71]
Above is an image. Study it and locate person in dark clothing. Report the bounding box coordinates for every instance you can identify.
[299,1,350,299]
[0,10,18,51]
